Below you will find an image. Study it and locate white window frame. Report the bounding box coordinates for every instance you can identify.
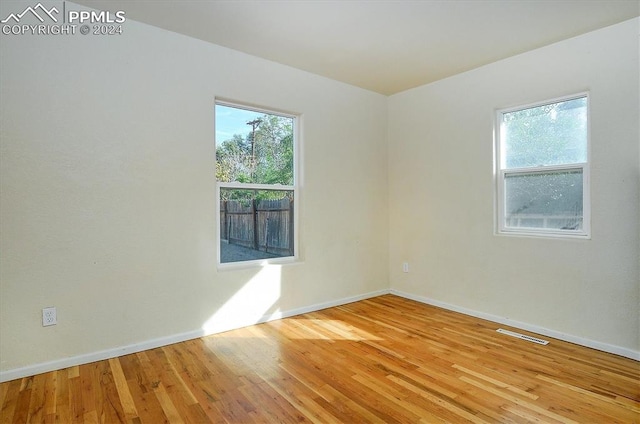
[215,99,300,268]
[495,93,591,239]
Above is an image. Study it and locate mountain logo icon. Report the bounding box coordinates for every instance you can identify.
[1,3,59,24]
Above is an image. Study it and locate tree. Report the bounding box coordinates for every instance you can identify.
[253,114,294,187]
[503,97,587,168]
[216,113,294,201]
[216,133,251,183]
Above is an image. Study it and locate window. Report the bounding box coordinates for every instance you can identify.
[496,94,590,238]
[215,101,298,265]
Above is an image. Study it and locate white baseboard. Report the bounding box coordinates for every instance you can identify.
[258,289,391,322]
[390,289,640,361]
[0,329,205,384]
[3,287,635,382]
[0,289,389,383]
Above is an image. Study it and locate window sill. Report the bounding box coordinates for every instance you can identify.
[217,256,300,272]
[496,229,591,240]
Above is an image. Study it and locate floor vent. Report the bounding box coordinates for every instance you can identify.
[497,329,549,345]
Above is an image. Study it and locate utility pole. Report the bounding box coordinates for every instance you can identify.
[247,118,262,179]
[247,118,263,251]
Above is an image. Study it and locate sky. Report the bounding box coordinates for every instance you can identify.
[215,104,264,144]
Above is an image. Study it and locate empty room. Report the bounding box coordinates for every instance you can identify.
[0,0,638,422]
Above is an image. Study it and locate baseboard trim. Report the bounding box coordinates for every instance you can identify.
[258,289,391,322]
[390,289,640,361]
[4,287,635,382]
[0,289,389,383]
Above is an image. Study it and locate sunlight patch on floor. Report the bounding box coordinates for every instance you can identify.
[284,318,383,341]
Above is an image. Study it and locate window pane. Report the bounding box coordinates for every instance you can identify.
[216,105,294,185]
[504,170,583,231]
[220,189,294,263]
[502,97,587,169]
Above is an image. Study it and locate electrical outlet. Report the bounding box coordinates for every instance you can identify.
[402,262,409,273]
[42,307,57,326]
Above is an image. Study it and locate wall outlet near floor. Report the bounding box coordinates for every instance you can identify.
[402,262,409,273]
[42,307,57,326]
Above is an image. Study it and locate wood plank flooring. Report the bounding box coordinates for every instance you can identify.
[1,295,639,423]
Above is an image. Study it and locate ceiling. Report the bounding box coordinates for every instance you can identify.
[74,0,639,95]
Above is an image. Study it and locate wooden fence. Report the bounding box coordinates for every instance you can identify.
[505,213,582,230]
[220,197,294,256]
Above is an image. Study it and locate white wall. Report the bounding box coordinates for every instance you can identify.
[388,18,639,356]
[0,1,389,376]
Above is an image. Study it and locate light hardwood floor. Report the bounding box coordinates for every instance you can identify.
[1,295,638,423]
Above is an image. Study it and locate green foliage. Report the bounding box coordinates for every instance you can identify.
[216,133,251,183]
[503,97,587,169]
[217,111,294,201]
[220,188,293,203]
[506,170,583,215]
[253,115,294,186]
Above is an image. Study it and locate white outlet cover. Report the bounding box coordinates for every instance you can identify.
[42,307,57,326]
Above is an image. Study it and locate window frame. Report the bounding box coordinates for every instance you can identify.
[215,99,300,268]
[495,93,591,239]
